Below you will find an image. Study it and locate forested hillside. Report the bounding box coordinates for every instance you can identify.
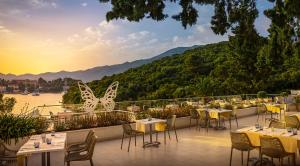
[63,40,300,104]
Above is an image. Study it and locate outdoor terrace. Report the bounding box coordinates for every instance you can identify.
[27,114,300,166]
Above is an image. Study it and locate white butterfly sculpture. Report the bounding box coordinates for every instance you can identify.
[78,81,119,113]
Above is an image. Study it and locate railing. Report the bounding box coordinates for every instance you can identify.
[25,93,281,117]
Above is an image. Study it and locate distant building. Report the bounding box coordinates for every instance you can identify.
[13,79,37,86]
[0,85,6,93]
[8,84,19,90]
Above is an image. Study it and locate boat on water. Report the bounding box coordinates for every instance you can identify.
[21,88,30,95]
[32,90,40,96]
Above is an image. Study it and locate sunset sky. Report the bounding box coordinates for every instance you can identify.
[0,0,272,75]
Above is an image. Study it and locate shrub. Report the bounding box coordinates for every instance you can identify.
[280,92,288,97]
[0,94,16,113]
[54,122,67,132]
[257,91,267,99]
[34,117,50,134]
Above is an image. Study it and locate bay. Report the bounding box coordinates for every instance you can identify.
[4,93,64,116]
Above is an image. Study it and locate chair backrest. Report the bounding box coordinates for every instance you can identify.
[257,104,267,112]
[230,132,253,151]
[167,115,176,128]
[260,135,285,158]
[122,123,133,135]
[189,109,199,118]
[285,115,300,129]
[85,130,95,144]
[269,120,286,129]
[85,134,97,159]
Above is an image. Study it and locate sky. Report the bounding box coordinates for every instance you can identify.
[0,0,273,75]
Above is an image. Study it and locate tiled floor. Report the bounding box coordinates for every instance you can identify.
[66,115,299,166]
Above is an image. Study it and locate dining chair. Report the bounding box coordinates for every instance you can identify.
[268,120,286,129]
[121,122,145,152]
[285,115,300,129]
[154,115,178,144]
[65,134,97,166]
[260,135,296,166]
[256,104,267,122]
[220,109,238,129]
[229,132,258,166]
[67,130,94,154]
[189,109,200,129]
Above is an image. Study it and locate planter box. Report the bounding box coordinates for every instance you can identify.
[66,117,192,144]
[66,107,258,144]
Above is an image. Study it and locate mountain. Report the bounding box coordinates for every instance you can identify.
[63,40,300,104]
[0,45,199,82]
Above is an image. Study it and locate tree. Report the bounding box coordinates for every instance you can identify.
[0,94,16,113]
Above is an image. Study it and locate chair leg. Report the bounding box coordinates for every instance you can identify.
[235,115,238,128]
[121,133,124,149]
[67,161,70,166]
[142,134,145,147]
[168,130,171,140]
[135,134,137,146]
[247,150,250,166]
[229,117,232,129]
[128,136,131,152]
[241,151,243,165]
[90,159,94,166]
[174,128,178,142]
[196,119,199,130]
[189,118,192,128]
[164,131,166,144]
[229,147,233,166]
[156,132,158,141]
[280,158,283,166]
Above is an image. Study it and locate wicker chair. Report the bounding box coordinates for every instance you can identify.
[229,132,258,166]
[268,120,286,129]
[154,115,178,144]
[189,109,200,129]
[285,115,300,129]
[65,134,97,166]
[121,122,145,152]
[67,130,94,154]
[220,109,238,129]
[260,135,296,166]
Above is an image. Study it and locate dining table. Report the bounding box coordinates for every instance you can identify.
[135,118,167,148]
[236,126,300,165]
[237,126,299,154]
[197,108,232,130]
[17,132,66,166]
[265,103,283,120]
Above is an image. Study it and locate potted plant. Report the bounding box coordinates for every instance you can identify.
[0,113,49,155]
[257,91,267,102]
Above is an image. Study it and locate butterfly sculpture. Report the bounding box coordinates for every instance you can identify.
[78,81,119,113]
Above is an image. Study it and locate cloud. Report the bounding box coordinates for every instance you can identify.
[0,25,13,35]
[196,25,206,33]
[81,2,87,7]
[29,0,58,8]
